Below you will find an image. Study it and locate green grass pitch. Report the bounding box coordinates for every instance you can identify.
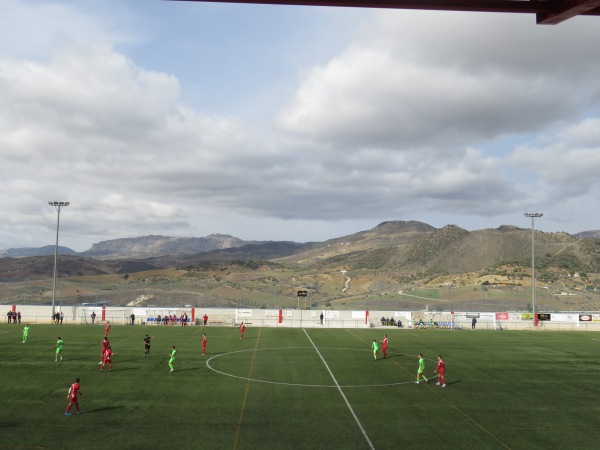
[2,323,600,449]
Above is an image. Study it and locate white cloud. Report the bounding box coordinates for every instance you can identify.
[277,12,600,149]
[0,0,139,59]
[2,4,600,251]
[509,119,600,198]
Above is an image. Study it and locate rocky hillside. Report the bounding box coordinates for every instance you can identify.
[275,222,600,279]
[575,230,600,238]
[81,234,248,259]
[1,221,599,284]
[145,241,316,267]
[278,220,435,265]
[0,255,161,281]
[0,245,77,258]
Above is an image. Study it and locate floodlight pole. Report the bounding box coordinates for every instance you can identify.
[49,201,69,317]
[524,212,543,328]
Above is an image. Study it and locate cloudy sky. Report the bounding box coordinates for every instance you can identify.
[2,0,600,252]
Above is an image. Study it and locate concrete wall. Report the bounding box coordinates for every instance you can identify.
[2,304,599,331]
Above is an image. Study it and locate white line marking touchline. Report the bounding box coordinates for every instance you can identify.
[303,328,376,450]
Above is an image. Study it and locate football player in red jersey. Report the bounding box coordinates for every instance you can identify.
[239,322,246,339]
[65,378,83,416]
[99,335,109,364]
[434,355,446,387]
[100,346,117,372]
[380,334,389,358]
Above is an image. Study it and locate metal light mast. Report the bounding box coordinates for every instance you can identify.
[524,212,543,327]
[49,201,69,317]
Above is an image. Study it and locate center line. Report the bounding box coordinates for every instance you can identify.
[233,327,262,450]
[303,329,375,450]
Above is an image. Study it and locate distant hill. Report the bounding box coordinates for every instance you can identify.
[0,254,161,281]
[81,234,249,258]
[146,241,317,267]
[0,245,77,258]
[0,234,252,259]
[274,222,600,278]
[574,230,600,239]
[1,221,600,282]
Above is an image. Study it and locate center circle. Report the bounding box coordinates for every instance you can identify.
[205,347,420,388]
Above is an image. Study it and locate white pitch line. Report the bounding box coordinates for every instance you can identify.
[206,348,416,388]
[303,328,375,450]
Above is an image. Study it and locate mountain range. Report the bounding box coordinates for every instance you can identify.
[0,234,248,259]
[1,221,599,281]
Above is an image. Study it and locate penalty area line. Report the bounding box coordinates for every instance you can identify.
[303,329,375,450]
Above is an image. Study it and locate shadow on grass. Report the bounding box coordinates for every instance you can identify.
[385,353,408,359]
[84,406,124,414]
[100,367,138,372]
[54,356,94,362]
